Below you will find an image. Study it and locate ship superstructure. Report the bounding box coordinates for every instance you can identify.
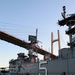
[0,6,75,75]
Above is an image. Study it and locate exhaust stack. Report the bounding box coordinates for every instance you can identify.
[51,30,61,55]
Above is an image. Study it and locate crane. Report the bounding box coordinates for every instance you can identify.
[0,31,56,58]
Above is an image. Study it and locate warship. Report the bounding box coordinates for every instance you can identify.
[0,6,75,75]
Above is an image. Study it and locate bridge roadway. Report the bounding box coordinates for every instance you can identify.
[0,31,56,58]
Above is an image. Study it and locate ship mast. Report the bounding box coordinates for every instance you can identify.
[58,6,75,49]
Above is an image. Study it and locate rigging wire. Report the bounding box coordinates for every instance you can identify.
[0,22,37,34]
[0,22,36,28]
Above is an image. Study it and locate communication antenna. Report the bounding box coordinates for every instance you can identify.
[36,28,38,43]
[61,6,66,19]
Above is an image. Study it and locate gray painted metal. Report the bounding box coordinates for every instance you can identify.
[1,48,74,75]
